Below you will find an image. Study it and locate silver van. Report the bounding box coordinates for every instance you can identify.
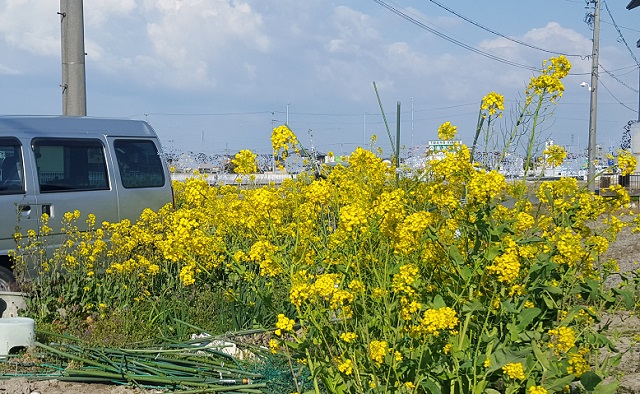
[0,116,174,288]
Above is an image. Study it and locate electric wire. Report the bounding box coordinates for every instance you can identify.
[602,0,639,64]
[598,78,638,113]
[370,0,541,71]
[426,0,587,58]
[600,63,640,93]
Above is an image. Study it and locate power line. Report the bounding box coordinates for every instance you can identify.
[602,0,639,64]
[600,63,640,93]
[598,78,638,113]
[371,0,541,71]
[426,0,587,58]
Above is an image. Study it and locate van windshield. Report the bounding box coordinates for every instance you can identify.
[0,139,25,194]
[114,139,165,188]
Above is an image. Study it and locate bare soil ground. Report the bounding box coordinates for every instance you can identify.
[0,214,638,394]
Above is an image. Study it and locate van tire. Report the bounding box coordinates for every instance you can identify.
[0,266,16,292]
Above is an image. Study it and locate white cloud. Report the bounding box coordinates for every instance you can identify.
[143,0,270,88]
[0,63,20,75]
[326,6,379,55]
[0,1,59,56]
[84,0,137,27]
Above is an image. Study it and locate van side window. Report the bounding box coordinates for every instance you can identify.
[33,139,109,193]
[0,139,25,195]
[114,140,165,188]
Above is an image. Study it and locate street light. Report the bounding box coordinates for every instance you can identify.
[636,38,639,122]
[580,79,598,192]
[286,103,291,126]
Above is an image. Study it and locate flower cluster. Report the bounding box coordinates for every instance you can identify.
[369,340,389,365]
[525,55,570,104]
[617,149,637,176]
[275,314,296,336]
[548,326,576,354]
[502,362,525,380]
[232,149,258,175]
[437,121,458,140]
[412,307,459,337]
[481,91,505,117]
[543,144,567,167]
[271,124,300,167]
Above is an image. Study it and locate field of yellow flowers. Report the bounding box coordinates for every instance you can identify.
[11,56,640,394]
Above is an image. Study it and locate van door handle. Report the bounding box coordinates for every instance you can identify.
[18,205,31,218]
[42,204,52,216]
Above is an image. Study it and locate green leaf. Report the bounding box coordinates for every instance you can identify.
[517,308,541,330]
[507,323,520,342]
[542,294,556,309]
[544,285,562,294]
[487,348,529,373]
[559,305,582,326]
[608,352,622,368]
[420,377,442,394]
[432,294,446,309]
[546,374,576,391]
[461,265,473,281]
[502,301,518,314]
[585,332,618,352]
[531,341,551,371]
[580,371,602,391]
[449,245,464,265]
[592,380,620,394]
[481,327,498,341]
[463,299,485,313]
[611,288,635,310]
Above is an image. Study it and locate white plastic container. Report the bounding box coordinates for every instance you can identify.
[0,317,35,356]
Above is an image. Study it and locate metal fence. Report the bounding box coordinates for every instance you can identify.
[599,173,640,195]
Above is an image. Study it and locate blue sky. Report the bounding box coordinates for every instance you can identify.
[1,0,639,158]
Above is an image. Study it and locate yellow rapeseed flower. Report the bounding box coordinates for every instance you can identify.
[481,91,505,118]
[567,351,590,377]
[232,149,258,175]
[413,306,459,337]
[548,326,576,354]
[617,149,637,176]
[486,237,521,283]
[339,204,368,233]
[275,313,296,336]
[529,385,548,394]
[502,362,525,380]
[543,144,567,167]
[337,358,353,375]
[437,121,457,140]
[340,332,358,343]
[369,340,388,365]
[525,56,570,104]
[269,339,279,354]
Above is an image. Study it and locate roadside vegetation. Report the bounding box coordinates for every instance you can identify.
[8,56,640,393]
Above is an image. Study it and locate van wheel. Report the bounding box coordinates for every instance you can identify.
[0,267,16,292]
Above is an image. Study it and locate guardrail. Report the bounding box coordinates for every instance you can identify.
[171,172,296,186]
